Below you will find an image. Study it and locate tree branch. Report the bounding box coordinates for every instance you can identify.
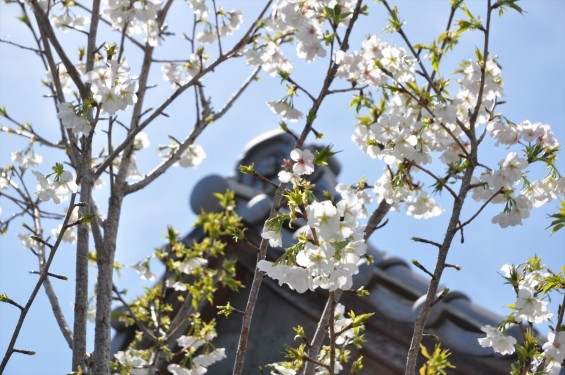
[0,194,77,373]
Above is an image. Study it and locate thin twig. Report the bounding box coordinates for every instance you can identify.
[29,270,68,280]
[112,285,157,342]
[411,237,441,249]
[407,161,458,201]
[456,188,503,231]
[0,194,77,372]
[0,38,43,54]
[124,67,261,194]
[411,259,436,280]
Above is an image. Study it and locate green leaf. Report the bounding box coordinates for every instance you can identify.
[351,356,364,373]
[239,163,255,175]
[313,145,340,166]
[52,162,64,177]
[495,0,524,16]
[546,200,565,235]
[217,302,235,317]
[80,213,95,224]
[0,293,8,302]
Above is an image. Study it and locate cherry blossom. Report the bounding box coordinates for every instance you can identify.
[51,11,89,32]
[405,192,443,219]
[84,59,138,116]
[18,233,39,250]
[519,120,559,148]
[56,102,91,136]
[103,0,163,46]
[484,152,528,190]
[178,144,206,168]
[186,0,209,19]
[290,148,314,175]
[306,200,341,241]
[267,100,304,123]
[491,195,532,228]
[51,224,77,244]
[10,151,42,169]
[0,175,9,190]
[165,279,187,292]
[296,242,336,275]
[131,256,156,281]
[277,170,299,184]
[176,257,208,274]
[177,335,205,351]
[477,325,517,355]
[161,62,185,87]
[514,289,553,324]
[168,351,226,375]
[114,348,150,369]
[261,230,283,248]
[133,132,151,150]
[244,41,293,77]
[32,170,77,204]
[257,260,313,294]
[373,170,412,205]
[543,331,565,362]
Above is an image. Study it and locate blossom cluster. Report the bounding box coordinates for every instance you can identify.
[103,0,163,47]
[56,102,91,136]
[160,142,207,168]
[167,331,226,375]
[35,1,89,33]
[248,1,360,122]
[267,303,367,375]
[45,61,86,94]
[245,0,356,77]
[194,8,243,44]
[473,123,563,228]
[258,148,368,293]
[268,0,357,63]
[336,35,415,87]
[10,150,43,170]
[84,58,139,116]
[32,167,77,205]
[478,258,564,375]
[161,54,205,87]
[346,35,562,226]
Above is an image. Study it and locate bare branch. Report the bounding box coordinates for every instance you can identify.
[456,188,503,232]
[0,38,43,54]
[411,237,441,248]
[1,194,77,372]
[112,285,157,342]
[364,200,392,241]
[29,0,87,97]
[125,67,261,194]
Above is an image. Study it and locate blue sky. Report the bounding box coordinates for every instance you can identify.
[0,1,564,374]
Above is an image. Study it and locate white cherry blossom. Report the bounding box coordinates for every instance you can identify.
[478,325,516,355]
[261,230,283,248]
[51,224,77,244]
[405,192,443,219]
[514,289,553,324]
[57,102,91,136]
